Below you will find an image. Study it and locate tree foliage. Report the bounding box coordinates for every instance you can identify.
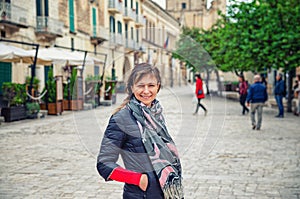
[174,0,300,74]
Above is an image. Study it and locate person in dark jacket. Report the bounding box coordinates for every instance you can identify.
[274,73,285,118]
[246,75,268,130]
[96,63,184,199]
[193,74,207,116]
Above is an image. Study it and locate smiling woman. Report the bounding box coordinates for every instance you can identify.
[96,63,184,199]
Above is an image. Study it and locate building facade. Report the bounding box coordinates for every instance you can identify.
[165,0,226,29]
[0,0,184,101]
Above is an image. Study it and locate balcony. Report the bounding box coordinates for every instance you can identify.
[35,16,64,41]
[123,7,136,21]
[108,0,122,14]
[109,33,123,46]
[0,2,28,30]
[91,25,109,45]
[125,38,136,50]
[135,14,146,27]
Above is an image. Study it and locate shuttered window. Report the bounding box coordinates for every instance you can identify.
[110,16,115,33]
[69,0,75,32]
[92,7,97,36]
[0,62,12,95]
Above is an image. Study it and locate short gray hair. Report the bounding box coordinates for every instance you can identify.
[254,75,261,82]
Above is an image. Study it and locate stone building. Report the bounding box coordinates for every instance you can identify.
[0,0,184,103]
[165,0,226,30]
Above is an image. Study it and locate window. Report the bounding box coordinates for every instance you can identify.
[71,38,74,51]
[136,29,139,42]
[94,66,99,76]
[145,19,148,39]
[92,8,97,36]
[136,2,139,14]
[0,62,12,95]
[131,27,134,39]
[152,24,155,42]
[69,0,75,32]
[182,3,186,10]
[109,16,115,33]
[118,21,122,34]
[131,0,133,9]
[125,23,128,38]
[36,0,49,16]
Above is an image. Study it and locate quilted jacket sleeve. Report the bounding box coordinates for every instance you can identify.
[96,114,127,181]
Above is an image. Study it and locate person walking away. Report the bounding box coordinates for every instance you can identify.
[246,75,268,130]
[96,63,184,199]
[294,74,300,116]
[238,75,249,115]
[274,73,285,118]
[193,74,207,116]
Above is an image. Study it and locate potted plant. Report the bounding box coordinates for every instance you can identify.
[1,82,27,122]
[104,77,117,104]
[26,102,40,119]
[85,75,103,107]
[63,68,83,110]
[41,68,63,115]
[26,76,40,90]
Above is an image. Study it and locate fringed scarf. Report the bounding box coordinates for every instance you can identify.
[127,97,184,199]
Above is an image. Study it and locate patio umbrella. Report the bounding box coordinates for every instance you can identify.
[0,43,51,65]
[31,47,97,66]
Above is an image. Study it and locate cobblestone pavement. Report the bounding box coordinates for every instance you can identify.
[0,85,299,199]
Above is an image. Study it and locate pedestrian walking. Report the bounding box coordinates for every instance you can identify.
[193,74,207,116]
[96,63,184,199]
[246,75,268,130]
[237,75,249,115]
[274,73,285,118]
[294,74,300,116]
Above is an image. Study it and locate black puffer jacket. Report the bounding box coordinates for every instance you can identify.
[96,108,164,199]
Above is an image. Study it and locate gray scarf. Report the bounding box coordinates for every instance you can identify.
[127,97,184,199]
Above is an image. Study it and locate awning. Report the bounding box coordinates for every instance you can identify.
[30,48,104,66]
[0,43,51,65]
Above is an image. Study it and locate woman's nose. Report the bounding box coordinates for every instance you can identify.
[143,86,150,92]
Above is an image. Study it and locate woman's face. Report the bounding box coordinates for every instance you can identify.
[132,74,160,107]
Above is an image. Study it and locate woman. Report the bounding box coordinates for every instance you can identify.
[96,63,184,199]
[238,75,249,115]
[193,74,207,115]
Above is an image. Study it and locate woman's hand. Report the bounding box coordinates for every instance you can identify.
[139,174,148,191]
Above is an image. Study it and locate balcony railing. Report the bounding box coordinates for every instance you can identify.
[123,7,136,21]
[0,2,28,27]
[125,38,136,49]
[108,0,122,13]
[109,33,123,46]
[135,14,146,26]
[36,16,64,36]
[92,25,109,41]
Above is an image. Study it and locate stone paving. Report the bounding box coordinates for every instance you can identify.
[0,85,299,199]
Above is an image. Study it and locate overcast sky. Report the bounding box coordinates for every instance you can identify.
[151,0,166,9]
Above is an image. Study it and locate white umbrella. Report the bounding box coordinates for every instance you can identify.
[31,48,98,66]
[0,43,51,64]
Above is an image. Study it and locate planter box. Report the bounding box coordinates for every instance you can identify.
[63,99,83,111]
[40,102,63,115]
[1,106,27,122]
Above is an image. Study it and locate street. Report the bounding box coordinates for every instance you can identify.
[0,85,299,199]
